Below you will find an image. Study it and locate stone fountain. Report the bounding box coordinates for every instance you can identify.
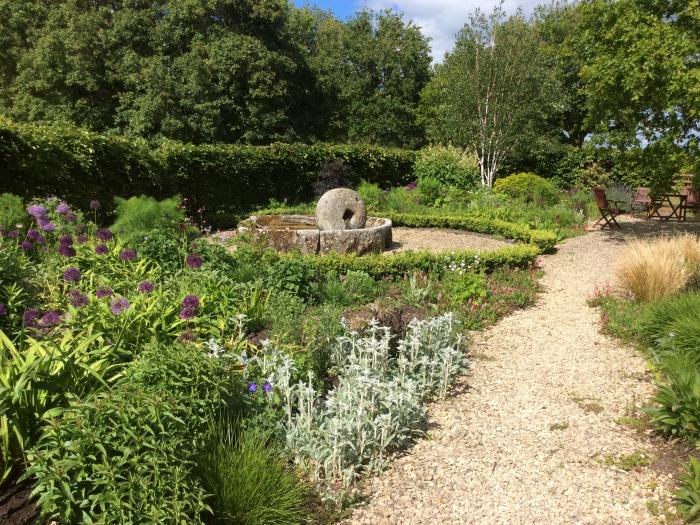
[238,188,392,255]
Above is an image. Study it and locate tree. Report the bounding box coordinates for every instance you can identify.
[421,7,563,186]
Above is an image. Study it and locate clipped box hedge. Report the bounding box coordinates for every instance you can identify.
[0,118,415,227]
[304,244,540,278]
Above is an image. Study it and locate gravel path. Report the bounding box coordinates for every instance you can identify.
[386,227,512,253]
[346,218,699,525]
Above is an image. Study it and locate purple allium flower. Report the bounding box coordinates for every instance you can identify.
[23,309,40,326]
[248,382,258,393]
[178,306,197,320]
[76,234,88,245]
[59,234,73,246]
[27,229,40,240]
[95,286,113,298]
[95,244,108,255]
[89,200,101,210]
[6,230,19,239]
[0,303,6,316]
[55,202,70,214]
[21,241,32,251]
[406,181,418,191]
[35,235,46,245]
[119,248,136,261]
[182,295,200,309]
[185,253,203,269]
[63,266,81,282]
[137,281,154,293]
[40,222,56,232]
[109,297,130,315]
[68,289,89,308]
[263,382,272,393]
[27,205,47,219]
[96,228,112,241]
[64,211,77,223]
[58,245,76,257]
[40,311,61,327]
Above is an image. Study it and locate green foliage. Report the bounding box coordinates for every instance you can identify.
[265,291,307,343]
[196,424,309,525]
[0,193,25,230]
[26,344,238,524]
[441,272,488,306]
[493,172,560,205]
[678,456,700,523]
[265,257,318,302]
[356,180,385,208]
[320,271,380,307]
[112,195,185,245]
[413,145,479,191]
[1,118,415,227]
[638,294,700,356]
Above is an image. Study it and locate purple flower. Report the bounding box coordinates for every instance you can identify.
[179,330,196,343]
[27,205,47,219]
[40,222,56,232]
[179,306,197,320]
[182,295,200,309]
[96,228,112,241]
[119,248,136,261]
[63,266,81,282]
[35,235,46,245]
[248,382,258,393]
[68,289,89,308]
[40,311,61,327]
[6,230,19,239]
[27,229,40,240]
[55,202,70,214]
[76,234,88,245]
[0,303,6,316]
[109,297,130,315]
[406,181,418,191]
[95,244,108,255]
[89,200,101,210]
[186,254,203,269]
[23,309,40,326]
[59,234,73,246]
[263,382,272,393]
[137,281,154,293]
[58,245,76,257]
[95,286,113,298]
[64,211,77,223]
[21,241,32,251]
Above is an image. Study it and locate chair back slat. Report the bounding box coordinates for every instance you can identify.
[632,187,652,203]
[688,188,700,205]
[593,188,608,209]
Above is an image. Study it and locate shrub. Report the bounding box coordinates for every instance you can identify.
[26,344,239,524]
[677,457,700,523]
[413,145,479,190]
[196,424,309,525]
[415,177,444,206]
[0,193,25,231]
[638,293,700,356]
[493,172,560,205]
[313,159,352,197]
[615,235,700,302]
[111,195,185,245]
[441,271,488,306]
[356,180,385,209]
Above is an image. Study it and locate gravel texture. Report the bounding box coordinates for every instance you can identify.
[346,217,700,525]
[386,227,512,253]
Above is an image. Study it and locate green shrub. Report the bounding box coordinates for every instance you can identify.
[677,457,700,522]
[196,424,309,525]
[111,195,185,245]
[413,145,479,190]
[265,257,318,302]
[638,293,700,356]
[266,291,307,343]
[319,270,380,307]
[384,186,422,212]
[493,172,560,205]
[26,344,239,524]
[356,180,385,209]
[441,272,488,306]
[416,177,444,206]
[0,193,25,231]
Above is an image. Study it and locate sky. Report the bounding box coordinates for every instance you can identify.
[293,0,541,62]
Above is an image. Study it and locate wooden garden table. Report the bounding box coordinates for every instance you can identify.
[648,193,687,221]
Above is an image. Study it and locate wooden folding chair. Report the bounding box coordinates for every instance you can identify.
[592,188,625,229]
[629,187,652,217]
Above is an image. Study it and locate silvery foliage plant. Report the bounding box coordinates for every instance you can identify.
[210,313,466,501]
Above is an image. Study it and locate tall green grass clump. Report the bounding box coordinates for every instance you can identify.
[111,195,185,244]
[0,193,26,231]
[638,293,700,355]
[196,424,309,525]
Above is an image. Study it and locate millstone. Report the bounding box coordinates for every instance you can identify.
[315,188,367,231]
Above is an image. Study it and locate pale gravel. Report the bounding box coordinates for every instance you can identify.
[346,217,700,525]
[386,227,512,253]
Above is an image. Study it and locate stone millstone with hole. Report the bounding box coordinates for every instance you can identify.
[315,188,367,231]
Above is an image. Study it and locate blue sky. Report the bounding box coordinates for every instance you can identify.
[292,0,541,62]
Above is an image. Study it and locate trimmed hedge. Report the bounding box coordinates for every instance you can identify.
[0,118,414,227]
[302,245,540,278]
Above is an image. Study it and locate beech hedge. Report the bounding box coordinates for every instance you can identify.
[0,118,414,227]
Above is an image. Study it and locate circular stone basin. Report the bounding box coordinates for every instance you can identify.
[238,215,392,255]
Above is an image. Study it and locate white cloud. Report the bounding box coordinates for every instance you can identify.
[360,0,541,62]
